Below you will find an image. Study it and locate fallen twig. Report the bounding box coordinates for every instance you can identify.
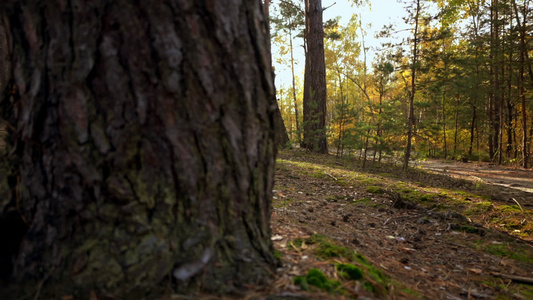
[491,272,533,285]
[511,198,533,223]
[325,172,337,181]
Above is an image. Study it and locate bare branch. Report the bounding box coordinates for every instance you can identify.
[323,2,336,11]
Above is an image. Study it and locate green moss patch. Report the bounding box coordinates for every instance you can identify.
[294,268,341,293]
[474,242,533,264]
[464,201,493,215]
[351,197,378,207]
[337,263,363,280]
[365,186,385,194]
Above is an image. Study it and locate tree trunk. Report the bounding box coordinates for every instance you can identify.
[302,0,328,153]
[512,0,529,168]
[404,0,420,171]
[489,0,502,163]
[289,28,301,144]
[469,104,477,159]
[442,92,448,159]
[1,0,277,298]
[274,102,291,147]
[0,14,8,100]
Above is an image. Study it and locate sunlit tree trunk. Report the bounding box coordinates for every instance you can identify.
[453,97,460,159]
[512,0,529,168]
[469,105,477,159]
[0,0,277,298]
[489,0,503,164]
[404,0,420,171]
[442,92,448,159]
[289,28,301,144]
[336,73,346,158]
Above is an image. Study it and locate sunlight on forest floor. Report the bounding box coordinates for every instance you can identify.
[267,149,533,299]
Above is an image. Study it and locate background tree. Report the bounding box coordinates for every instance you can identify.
[403,0,422,171]
[303,0,328,153]
[264,0,291,148]
[271,0,305,144]
[0,0,278,298]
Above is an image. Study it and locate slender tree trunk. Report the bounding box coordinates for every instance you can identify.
[489,0,496,161]
[363,130,370,169]
[519,22,528,168]
[512,0,529,168]
[404,0,420,171]
[469,105,477,159]
[302,0,328,153]
[453,98,459,159]
[289,29,301,144]
[1,1,277,298]
[490,0,503,164]
[336,73,345,157]
[374,92,382,163]
[442,92,448,159]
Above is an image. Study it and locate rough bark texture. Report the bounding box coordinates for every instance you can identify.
[0,15,8,97]
[0,0,277,298]
[302,0,327,153]
[0,14,10,152]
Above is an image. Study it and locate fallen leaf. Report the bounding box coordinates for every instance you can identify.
[499,259,514,267]
[271,235,284,241]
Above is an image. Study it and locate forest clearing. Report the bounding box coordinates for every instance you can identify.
[264,150,533,299]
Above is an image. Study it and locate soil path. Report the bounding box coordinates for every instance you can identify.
[419,159,533,195]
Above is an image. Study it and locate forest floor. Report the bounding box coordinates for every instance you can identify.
[261,149,533,300]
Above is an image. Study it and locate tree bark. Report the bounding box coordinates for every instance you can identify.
[302,0,328,153]
[0,14,8,99]
[512,0,529,168]
[404,0,420,171]
[1,0,277,298]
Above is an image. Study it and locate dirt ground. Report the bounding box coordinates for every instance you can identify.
[266,150,533,299]
[419,159,533,195]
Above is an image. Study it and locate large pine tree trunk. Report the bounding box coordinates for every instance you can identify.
[302,0,328,153]
[1,0,277,298]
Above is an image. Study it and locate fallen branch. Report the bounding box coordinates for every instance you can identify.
[325,172,337,181]
[491,272,533,285]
